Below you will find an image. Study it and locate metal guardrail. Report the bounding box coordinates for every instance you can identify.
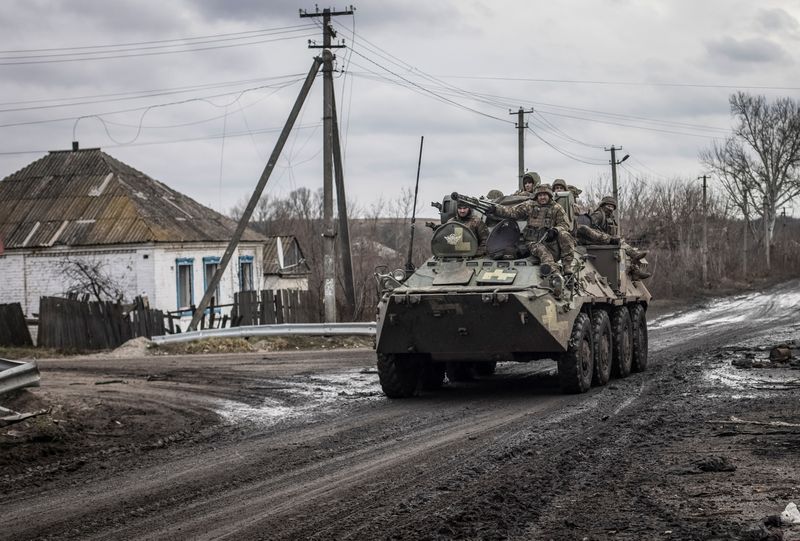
[0,358,41,397]
[150,322,377,346]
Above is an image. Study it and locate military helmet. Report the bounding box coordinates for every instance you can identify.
[534,184,554,199]
[600,195,618,208]
[486,189,504,200]
[522,171,541,185]
[567,184,582,197]
[552,178,568,191]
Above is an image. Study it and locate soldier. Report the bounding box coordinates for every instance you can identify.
[486,184,576,276]
[576,196,651,279]
[448,200,489,256]
[568,184,589,215]
[552,178,568,193]
[513,171,540,196]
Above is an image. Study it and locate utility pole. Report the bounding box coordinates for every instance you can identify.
[510,107,533,190]
[742,190,748,277]
[188,58,323,331]
[699,174,708,286]
[302,5,354,322]
[605,145,629,203]
[764,196,771,272]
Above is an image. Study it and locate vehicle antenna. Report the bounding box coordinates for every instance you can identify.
[406,135,424,272]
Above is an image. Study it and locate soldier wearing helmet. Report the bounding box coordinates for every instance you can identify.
[552,179,568,193]
[487,183,576,276]
[576,195,650,279]
[447,200,489,256]
[513,171,541,197]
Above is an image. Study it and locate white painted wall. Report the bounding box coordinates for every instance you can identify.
[0,242,263,317]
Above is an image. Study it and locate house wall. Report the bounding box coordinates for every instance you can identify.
[0,242,263,316]
[0,247,139,316]
[151,242,263,314]
[262,276,309,291]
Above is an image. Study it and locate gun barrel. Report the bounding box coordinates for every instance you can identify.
[451,192,492,214]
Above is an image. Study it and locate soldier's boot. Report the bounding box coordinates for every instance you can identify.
[629,263,651,280]
[609,236,621,245]
[561,254,575,275]
[629,249,648,262]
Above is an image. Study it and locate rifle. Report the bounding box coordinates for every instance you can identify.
[450,192,496,215]
[405,136,424,272]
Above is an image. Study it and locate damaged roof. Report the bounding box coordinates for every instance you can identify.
[0,148,265,248]
[262,235,311,276]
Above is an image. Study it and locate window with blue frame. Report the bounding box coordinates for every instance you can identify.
[203,256,221,306]
[239,255,254,291]
[175,258,194,311]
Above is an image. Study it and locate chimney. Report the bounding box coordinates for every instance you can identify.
[72,141,79,151]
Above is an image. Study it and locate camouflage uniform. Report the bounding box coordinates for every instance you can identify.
[576,196,649,278]
[491,185,576,272]
[513,171,540,197]
[447,210,489,256]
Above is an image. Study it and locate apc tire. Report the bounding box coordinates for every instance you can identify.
[421,362,446,390]
[591,309,612,386]
[377,354,421,398]
[630,304,649,372]
[474,361,497,377]
[611,306,633,378]
[446,362,474,382]
[557,312,593,394]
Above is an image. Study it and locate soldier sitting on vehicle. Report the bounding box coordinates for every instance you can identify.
[576,196,651,280]
[448,200,489,256]
[485,184,576,276]
[513,171,540,197]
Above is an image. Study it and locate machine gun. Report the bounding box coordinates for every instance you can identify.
[450,192,496,215]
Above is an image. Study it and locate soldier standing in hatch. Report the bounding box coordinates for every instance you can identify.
[448,201,489,256]
[513,171,540,197]
[486,184,576,276]
[576,196,650,279]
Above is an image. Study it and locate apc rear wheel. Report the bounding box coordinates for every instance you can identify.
[591,309,612,386]
[558,312,593,394]
[630,304,649,372]
[377,354,421,398]
[611,307,633,378]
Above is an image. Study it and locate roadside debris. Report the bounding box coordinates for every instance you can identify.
[695,455,736,472]
[730,341,800,370]
[782,502,800,525]
[0,406,49,428]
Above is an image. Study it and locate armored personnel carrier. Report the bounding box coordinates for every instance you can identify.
[374,189,650,398]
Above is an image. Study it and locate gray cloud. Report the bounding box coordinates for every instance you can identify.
[704,36,790,66]
[756,8,800,37]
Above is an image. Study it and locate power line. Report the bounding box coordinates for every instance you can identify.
[0,73,306,113]
[0,31,316,66]
[0,76,308,129]
[434,74,800,92]
[526,126,606,165]
[0,24,316,54]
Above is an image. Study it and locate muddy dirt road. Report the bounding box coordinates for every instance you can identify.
[3,281,800,540]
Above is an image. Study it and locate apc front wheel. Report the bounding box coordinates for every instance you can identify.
[378,354,421,398]
[591,309,612,386]
[611,307,633,378]
[630,304,649,372]
[558,312,593,394]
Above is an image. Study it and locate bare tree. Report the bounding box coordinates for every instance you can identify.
[59,257,125,302]
[700,92,800,269]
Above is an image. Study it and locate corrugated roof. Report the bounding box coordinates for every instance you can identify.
[0,148,266,248]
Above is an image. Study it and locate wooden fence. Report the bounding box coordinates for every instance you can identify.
[232,289,314,326]
[38,296,164,350]
[0,302,33,347]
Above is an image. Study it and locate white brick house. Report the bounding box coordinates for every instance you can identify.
[0,148,266,317]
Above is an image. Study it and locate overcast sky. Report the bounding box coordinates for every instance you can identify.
[1,0,799,219]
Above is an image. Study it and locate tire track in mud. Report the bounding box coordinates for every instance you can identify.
[98,393,573,540]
